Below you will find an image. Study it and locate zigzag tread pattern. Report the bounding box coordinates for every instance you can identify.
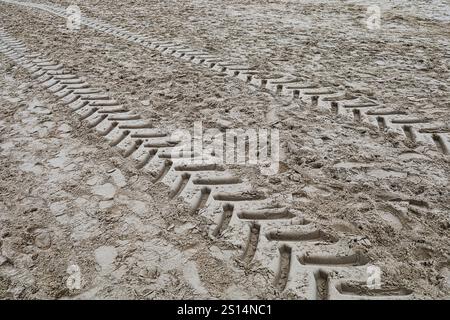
[1,0,449,155]
[0,29,414,300]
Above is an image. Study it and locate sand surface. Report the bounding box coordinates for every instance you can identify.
[0,0,448,299]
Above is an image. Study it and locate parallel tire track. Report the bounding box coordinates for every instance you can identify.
[1,0,449,156]
[0,29,414,299]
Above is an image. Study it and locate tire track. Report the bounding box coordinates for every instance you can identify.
[1,0,449,156]
[0,29,416,299]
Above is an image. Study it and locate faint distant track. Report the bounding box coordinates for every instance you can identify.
[1,0,449,156]
[0,29,414,300]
